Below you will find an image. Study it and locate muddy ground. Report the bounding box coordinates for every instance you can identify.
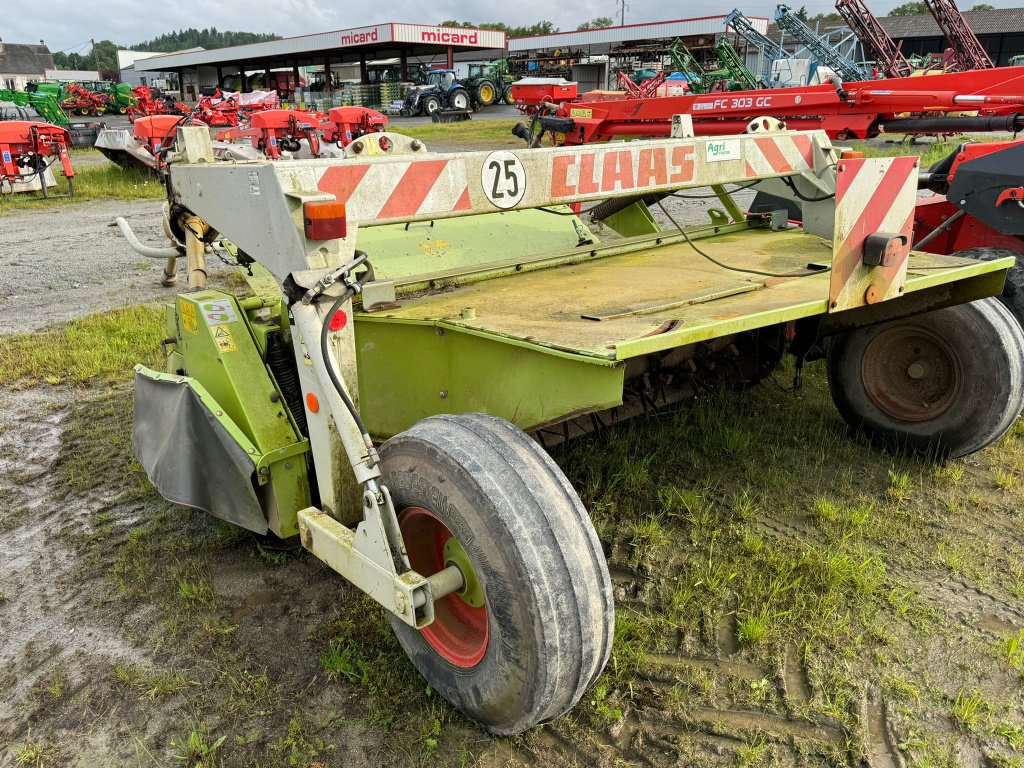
[2,147,1024,768]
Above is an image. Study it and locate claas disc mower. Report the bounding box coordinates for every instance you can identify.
[124,121,1024,734]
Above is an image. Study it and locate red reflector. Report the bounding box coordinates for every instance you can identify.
[306,392,320,413]
[378,135,393,152]
[304,200,347,241]
[329,309,348,331]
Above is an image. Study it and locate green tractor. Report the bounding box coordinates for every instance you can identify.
[463,60,515,107]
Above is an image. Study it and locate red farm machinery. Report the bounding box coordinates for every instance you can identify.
[0,121,75,197]
[530,67,1024,142]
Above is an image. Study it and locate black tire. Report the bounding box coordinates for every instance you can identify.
[422,95,442,115]
[827,297,1024,459]
[474,79,498,106]
[957,247,1024,327]
[448,88,470,111]
[380,413,614,735]
[503,85,515,105]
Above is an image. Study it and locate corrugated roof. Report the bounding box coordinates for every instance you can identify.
[135,23,505,71]
[508,15,769,52]
[0,42,53,76]
[880,8,1024,37]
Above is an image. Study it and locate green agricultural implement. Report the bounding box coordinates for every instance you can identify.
[713,37,762,90]
[668,38,711,94]
[0,89,69,127]
[120,122,1024,734]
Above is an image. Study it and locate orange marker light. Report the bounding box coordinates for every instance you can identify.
[306,392,320,414]
[304,200,347,240]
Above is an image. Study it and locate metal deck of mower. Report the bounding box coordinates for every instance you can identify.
[124,121,1024,735]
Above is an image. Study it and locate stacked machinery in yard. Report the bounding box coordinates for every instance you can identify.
[725,8,792,83]
[667,39,710,93]
[664,38,761,95]
[924,0,993,71]
[118,117,1024,734]
[0,121,74,197]
[773,4,871,83]
[836,0,914,78]
[714,37,763,90]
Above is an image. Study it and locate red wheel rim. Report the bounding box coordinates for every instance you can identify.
[399,506,488,668]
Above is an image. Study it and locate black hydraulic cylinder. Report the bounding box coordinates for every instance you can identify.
[880,113,1024,135]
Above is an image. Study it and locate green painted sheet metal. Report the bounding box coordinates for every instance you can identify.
[355,207,597,286]
[358,227,1012,363]
[602,200,661,238]
[169,290,311,536]
[354,318,625,438]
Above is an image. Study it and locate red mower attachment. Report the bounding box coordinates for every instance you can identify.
[320,107,388,147]
[216,109,326,159]
[0,121,74,198]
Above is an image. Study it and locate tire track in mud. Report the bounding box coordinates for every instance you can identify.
[861,687,901,768]
[570,523,852,766]
[0,389,146,738]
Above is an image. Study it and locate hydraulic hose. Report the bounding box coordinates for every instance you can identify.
[115,217,181,259]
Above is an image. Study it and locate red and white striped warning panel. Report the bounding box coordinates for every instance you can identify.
[744,134,816,178]
[829,156,918,312]
[316,159,471,223]
[309,132,833,225]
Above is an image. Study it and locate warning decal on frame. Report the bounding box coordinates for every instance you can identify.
[212,324,237,353]
[202,301,239,324]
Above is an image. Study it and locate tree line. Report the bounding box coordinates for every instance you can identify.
[438,17,614,37]
[51,28,281,79]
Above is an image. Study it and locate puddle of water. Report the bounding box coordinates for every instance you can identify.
[229,589,284,624]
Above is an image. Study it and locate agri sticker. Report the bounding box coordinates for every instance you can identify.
[705,139,741,163]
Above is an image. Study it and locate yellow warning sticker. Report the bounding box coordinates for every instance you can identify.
[181,301,199,335]
[569,108,593,119]
[212,324,237,353]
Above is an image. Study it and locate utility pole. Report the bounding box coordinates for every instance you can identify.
[619,0,628,26]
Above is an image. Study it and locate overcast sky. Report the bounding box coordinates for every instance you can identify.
[3,0,1017,53]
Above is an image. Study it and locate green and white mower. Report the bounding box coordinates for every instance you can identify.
[123,122,1024,734]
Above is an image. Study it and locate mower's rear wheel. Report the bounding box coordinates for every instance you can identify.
[380,413,614,735]
[827,297,1024,458]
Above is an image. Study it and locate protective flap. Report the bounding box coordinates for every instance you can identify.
[133,371,268,533]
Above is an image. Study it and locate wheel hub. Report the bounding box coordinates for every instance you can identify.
[398,506,488,668]
[861,325,963,423]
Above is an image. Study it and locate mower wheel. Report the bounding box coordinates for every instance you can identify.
[827,297,1024,459]
[957,248,1024,328]
[422,95,442,115]
[380,413,614,735]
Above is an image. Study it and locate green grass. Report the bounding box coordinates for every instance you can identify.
[389,119,521,146]
[850,132,1009,168]
[0,305,164,387]
[0,155,164,213]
